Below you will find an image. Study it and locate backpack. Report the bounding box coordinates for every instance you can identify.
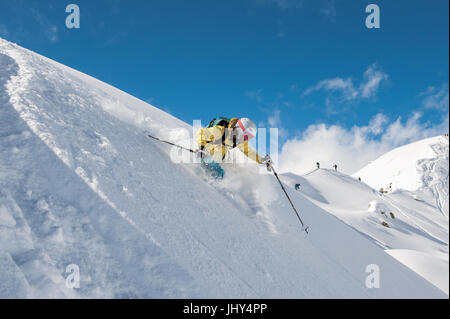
[207,117,230,129]
[202,117,238,159]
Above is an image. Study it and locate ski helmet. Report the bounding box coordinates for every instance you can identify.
[236,118,257,140]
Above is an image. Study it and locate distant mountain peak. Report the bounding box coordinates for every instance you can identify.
[354,135,449,216]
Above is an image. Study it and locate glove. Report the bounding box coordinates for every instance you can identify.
[261,155,272,165]
[261,155,272,171]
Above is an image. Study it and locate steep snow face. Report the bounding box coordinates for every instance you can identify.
[354,136,449,217]
[288,168,449,294]
[0,37,446,298]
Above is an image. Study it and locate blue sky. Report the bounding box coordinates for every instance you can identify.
[0,0,448,171]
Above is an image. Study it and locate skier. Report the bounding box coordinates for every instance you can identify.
[295,183,301,191]
[316,162,320,169]
[196,117,271,179]
[333,164,337,171]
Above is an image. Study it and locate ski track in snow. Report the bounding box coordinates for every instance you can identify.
[0,37,447,298]
[380,193,447,247]
[418,139,449,217]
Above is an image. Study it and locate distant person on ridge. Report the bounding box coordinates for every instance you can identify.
[316,162,320,169]
[333,164,337,171]
[295,183,301,191]
[196,117,271,179]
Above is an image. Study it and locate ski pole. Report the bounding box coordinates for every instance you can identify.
[269,164,309,234]
[147,134,197,154]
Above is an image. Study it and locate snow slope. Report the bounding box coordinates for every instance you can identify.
[354,136,449,217]
[286,166,448,294]
[0,37,446,298]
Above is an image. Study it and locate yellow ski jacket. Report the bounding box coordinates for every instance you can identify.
[196,118,263,164]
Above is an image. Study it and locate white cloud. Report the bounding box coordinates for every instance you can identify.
[360,64,389,98]
[421,84,449,111]
[278,112,447,175]
[268,109,281,127]
[305,77,357,101]
[363,113,388,135]
[304,64,388,103]
[263,109,288,139]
